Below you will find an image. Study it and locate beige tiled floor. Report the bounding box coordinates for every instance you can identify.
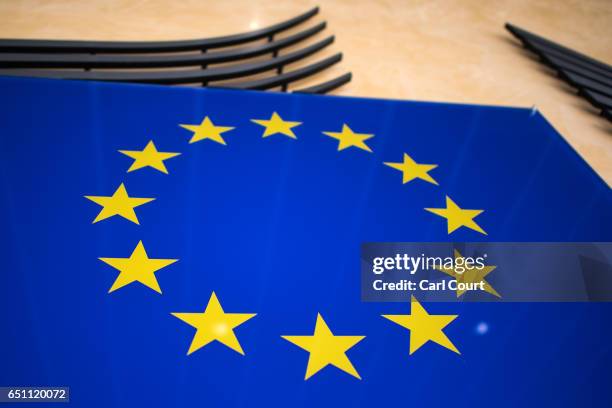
[1,0,610,184]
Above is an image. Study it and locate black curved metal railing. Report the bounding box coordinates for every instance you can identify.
[0,23,327,69]
[0,7,351,94]
[0,36,337,84]
[294,72,352,94]
[0,7,320,53]
[506,23,612,122]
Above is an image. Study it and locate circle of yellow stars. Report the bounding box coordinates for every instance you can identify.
[84,109,496,380]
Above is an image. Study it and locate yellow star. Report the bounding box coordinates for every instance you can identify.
[119,140,180,174]
[251,112,302,139]
[425,195,486,235]
[382,296,459,355]
[282,313,365,380]
[322,124,374,152]
[84,183,154,224]
[179,116,235,145]
[435,249,501,298]
[384,153,439,185]
[172,292,256,356]
[99,240,177,294]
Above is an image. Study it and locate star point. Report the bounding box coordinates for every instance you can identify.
[282,313,365,380]
[425,195,486,235]
[99,240,177,294]
[251,112,302,139]
[84,183,154,224]
[179,116,235,145]
[384,153,439,185]
[172,292,256,356]
[322,124,374,152]
[382,296,459,355]
[436,249,501,298]
[119,140,180,174]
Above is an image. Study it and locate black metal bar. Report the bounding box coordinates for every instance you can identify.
[536,46,612,82]
[268,33,286,90]
[543,54,612,87]
[201,49,208,87]
[0,36,335,84]
[581,88,612,111]
[85,52,94,71]
[0,7,319,53]
[269,34,277,57]
[0,23,326,69]
[293,72,352,94]
[561,71,612,99]
[220,53,342,90]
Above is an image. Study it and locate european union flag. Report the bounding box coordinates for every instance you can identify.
[0,75,611,407]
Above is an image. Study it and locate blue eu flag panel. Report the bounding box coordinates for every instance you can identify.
[0,75,611,407]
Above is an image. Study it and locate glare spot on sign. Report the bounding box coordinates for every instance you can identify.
[476,322,489,335]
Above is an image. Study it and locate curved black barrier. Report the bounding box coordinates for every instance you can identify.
[536,46,612,82]
[543,54,612,87]
[563,71,612,99]
[0,7,319,53]
[0,7,351,94]
[0,23,326,69]
[506,24,612,74]
[581,89,612,111]
[506,22,612,122]
[0,37,334,84]
[294,72,352,94]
